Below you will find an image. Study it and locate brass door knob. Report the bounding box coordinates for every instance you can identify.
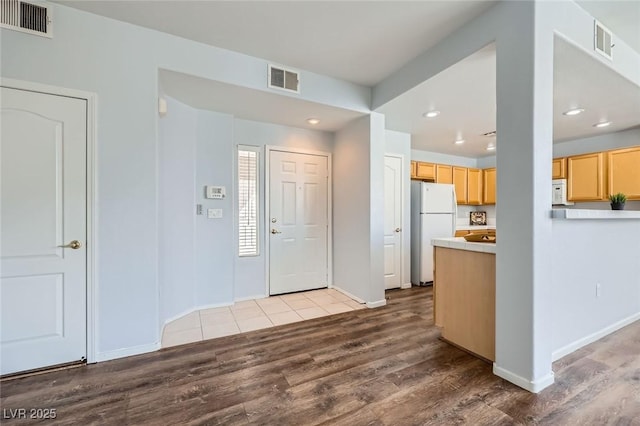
[60,240,82,249]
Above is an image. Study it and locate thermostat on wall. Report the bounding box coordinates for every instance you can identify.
[205,185,226,199]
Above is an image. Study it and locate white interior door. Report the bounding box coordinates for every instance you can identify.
[269,150,328,295]
[384,156,403,289]
[1,87,87,375]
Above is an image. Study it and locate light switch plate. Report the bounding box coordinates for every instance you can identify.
[207,208,223,219]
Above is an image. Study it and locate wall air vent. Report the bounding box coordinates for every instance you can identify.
[268,64,300,94]
[1,0,52,38]
[594,20,613,60]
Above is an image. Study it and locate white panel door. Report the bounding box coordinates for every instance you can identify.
[269,151,328,295]
[1,87,87,375]
[384,156,402,289]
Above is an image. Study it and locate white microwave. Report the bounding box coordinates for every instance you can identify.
[552,179,574,206]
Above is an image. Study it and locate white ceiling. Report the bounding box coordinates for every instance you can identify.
[57,0,640,158]
[55,0,497,86]
[380,38,640,157]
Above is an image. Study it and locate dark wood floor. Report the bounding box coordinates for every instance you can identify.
[2,286,640,425]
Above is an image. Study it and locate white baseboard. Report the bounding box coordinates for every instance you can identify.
[493,364,554,393]
[332,286,365,304]
[401,282,412,289]
[366,299,387,309]
[552,312,640,361]
[96,342,160,363]
[234,294,267,302]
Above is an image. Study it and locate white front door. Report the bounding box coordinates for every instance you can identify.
[1,87,87,375]
[384,155,403,289]
[269,150,328,295]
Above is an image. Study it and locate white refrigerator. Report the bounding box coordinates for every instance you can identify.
[410,182,457,285]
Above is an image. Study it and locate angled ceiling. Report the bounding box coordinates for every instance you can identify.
[57,0,640,157]
[55,0,497,86]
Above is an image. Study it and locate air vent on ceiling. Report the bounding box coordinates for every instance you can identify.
[482,130,497,137]
[268,64,300,93]
[1,0,52,37]
[594,20,613,60]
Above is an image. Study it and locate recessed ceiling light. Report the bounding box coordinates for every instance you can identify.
[563,108,585,116]
[454,139,465,145]
[307,118,320,125]
[593,121,612,128]
[423,111,440,118]
[486,144,496,151]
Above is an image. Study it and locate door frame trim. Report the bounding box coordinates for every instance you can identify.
[384,153,406,289]
[265,146,333,296]
[1,78,98,364]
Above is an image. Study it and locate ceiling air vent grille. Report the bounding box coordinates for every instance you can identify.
[268,65,300,94]
[594,20,613,60]
[1,0,52,38]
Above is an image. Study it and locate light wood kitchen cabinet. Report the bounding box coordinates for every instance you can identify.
[552,157,567,179]
[452,167,468,204]
[483,168,496,205]
[436,164,453,184]
[410,161,417,179]
[467,168,483,205]
[608,147,640,200]
[567,152,605,201]
[415,161,436,180]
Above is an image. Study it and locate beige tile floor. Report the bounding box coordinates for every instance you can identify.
[161,288,366,348]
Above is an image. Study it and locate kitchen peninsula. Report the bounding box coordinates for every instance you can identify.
[432,237,496,361]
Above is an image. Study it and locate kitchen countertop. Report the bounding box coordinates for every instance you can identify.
[551,209,640,220]
[432,237,496,254]
[456,225,496,231]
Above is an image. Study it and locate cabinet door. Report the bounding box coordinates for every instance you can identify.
[410,161,417,179]
[416,162,436,180]
[483,168,496,205]
[452,167,468,204]
[608,147,640,200]
[436,164,453,184]
[467,168,483,205]
[567,152,605,201]
[552,158,566,179]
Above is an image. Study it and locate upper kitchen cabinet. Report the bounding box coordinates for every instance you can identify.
[452,167,468,204]
[567,152,605,201]
[608,147,640,200]
[483,168,496,205]
[467,168,483,205]
[410,161,417,179]
[436,164,453,184]
[416,162,436,181]
[552,158,567,179]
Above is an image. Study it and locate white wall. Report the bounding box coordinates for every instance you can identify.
[554,127,640,158]
[385,130,412,287]
[411,149,478,168]
[158,97,198,323]
[551,219,640,359]
[158,98,236,326]
[195,110,235,307]
[1,3,367,357]
[334,115,386,305]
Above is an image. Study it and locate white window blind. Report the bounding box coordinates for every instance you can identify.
[238,148,259,256]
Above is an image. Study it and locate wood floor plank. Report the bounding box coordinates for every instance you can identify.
[2,286,640,425]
